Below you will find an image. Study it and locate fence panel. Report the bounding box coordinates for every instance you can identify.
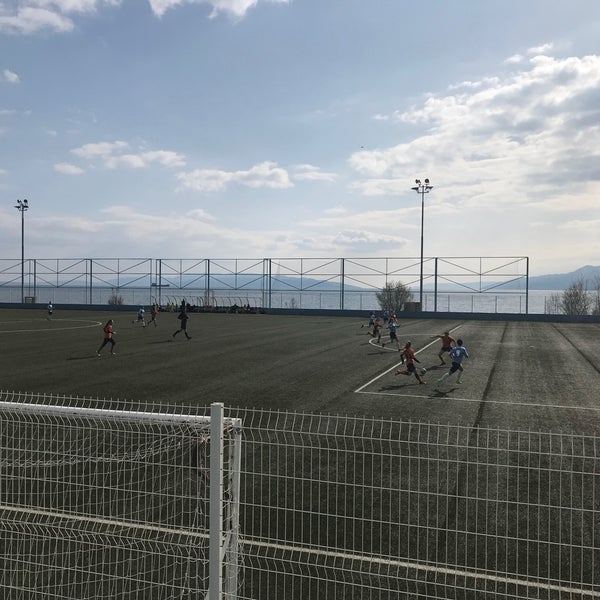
[229,408,599,600]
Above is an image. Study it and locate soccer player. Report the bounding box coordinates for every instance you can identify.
[437,339,469,385]
[172,307,192,340]
[361,311,377,329]
[369,316,382,343]
[434,331,455,365]
[148,304,158,327]
[133,306,146,327]
[394,341,426,384]
[382,319,400,349]
[97,319,116,356]
[46,301,53,320]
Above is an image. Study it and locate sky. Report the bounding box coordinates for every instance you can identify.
[1,0,600,277]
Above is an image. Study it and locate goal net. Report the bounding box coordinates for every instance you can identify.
[0,394,242,600]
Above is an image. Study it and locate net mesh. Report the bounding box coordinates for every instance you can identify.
[0,393,237,600]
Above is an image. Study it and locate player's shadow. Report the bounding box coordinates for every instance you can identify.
[429,386,458,398]
[379,379,425,391]
[379,384,404,391]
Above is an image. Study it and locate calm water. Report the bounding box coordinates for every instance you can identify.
[0,286,557,314]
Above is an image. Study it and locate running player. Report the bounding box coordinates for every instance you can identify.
[395,341,426,384]
[434,331,455,365]
[132,306,146,327]
[173,307,192,340]
[437,339,469,385]
[382,319,399,349]
[148,304,158,327]
[97,320,116,356]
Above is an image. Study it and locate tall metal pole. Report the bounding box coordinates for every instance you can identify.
[14,199,29,303]
[411,180,432,311]
[419,187,425,310]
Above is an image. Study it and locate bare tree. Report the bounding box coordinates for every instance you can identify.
[545,292,562,315]
[591,275,600,316]
[560,278,591,316]
[376,280,412,313]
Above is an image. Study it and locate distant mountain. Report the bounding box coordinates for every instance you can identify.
[426,265,600,292]
[155,273,367,292]
[526,265,600,290]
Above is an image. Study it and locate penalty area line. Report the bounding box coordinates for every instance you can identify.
[356,389,600,411]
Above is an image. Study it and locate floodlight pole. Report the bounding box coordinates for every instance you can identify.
[14,199,29,303]
[411,180,432,311]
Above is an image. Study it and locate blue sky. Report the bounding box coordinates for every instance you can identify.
[1,0,599,276]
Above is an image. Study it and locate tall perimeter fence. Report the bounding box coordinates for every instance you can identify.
[0,393,597,600]
[0,256,533,313]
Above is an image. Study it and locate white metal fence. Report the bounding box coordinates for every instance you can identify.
[1,394,598,599]
[0,395,242,600]
[228,408,599,600]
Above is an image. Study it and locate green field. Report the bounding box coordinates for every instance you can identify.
[2,307,599,435]
[2,308,600,598]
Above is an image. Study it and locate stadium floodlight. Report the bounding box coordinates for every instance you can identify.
[411,180,433,311]
[14,198,29,303]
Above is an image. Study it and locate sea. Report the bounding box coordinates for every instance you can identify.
[0,286,560,315]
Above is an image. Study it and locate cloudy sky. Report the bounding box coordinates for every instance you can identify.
[1,0,599,276]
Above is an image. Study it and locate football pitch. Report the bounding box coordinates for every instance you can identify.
[2,307,600,598]
[2,307,599,436]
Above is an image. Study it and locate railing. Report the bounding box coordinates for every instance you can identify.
[0,256,531,313]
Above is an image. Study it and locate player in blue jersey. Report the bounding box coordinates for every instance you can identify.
[132,306,146,327]
[382,319,399,349]
[436,339,469,385]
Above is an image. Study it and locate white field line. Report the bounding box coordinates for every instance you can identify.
[357,324,463,393]
[358,389,600,411]
[0,319,101,333]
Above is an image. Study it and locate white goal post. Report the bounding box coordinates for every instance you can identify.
[0,397,242,600]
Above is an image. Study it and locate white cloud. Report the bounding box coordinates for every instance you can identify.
[0,0,285,34]
[71,140,129,159]
[177,161,293,192]
[26,0,122,13]
[54,162,84,174]
[505,54,524,64]
[324,206,347,215]
[349,53,600,206]
[291,164,337,183]
[1,69,20,83]
[176,168,233,192]
[528,43,553,55]
[69,141,185,169]
[558,218,600,231]
[0,7,73,34]
[148,0,288,19]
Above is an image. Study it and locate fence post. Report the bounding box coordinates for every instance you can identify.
[209,402,224,599]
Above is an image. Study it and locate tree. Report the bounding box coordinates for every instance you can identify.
[591,276,600,316]
[376,280,412,313]
[560,279,591,316]
[108,290,124,305]
[545,292,562,315]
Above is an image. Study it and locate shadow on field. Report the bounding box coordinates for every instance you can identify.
[429,387,459,398]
